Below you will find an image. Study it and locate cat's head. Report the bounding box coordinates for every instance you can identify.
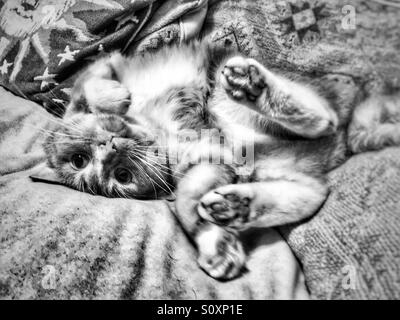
[39,112,172,199]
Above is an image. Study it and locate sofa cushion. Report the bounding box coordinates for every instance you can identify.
[281,147,400,299]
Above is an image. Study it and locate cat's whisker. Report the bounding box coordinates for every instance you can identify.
[129,153,174,197]
[66,120,86,134]
[78,177,85,193]
[144,149,181,165]
[41,95,64,116]
[127,155,158,197]
[86,180,96,195]
[130,146,182,169]
[121,188,130,199]
[23,120,92,143]
[23,124,86,140]
[133,151,174,178]
[135,146,171,164]
[113,186,128,199]
[127,155,161,193]
[37,112,85,134]
[40,130,83,140]
[131,148,187,182]
[48,140,91,145]
[22,117,85,136]
[134,155,175,197]
[56,121,85,136]
[135,151,186,179]
[136,155,172,175]
[135,162,158,197]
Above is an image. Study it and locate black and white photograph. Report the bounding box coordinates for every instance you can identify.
[0,0,399,303]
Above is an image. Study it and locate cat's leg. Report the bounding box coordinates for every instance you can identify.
[197,178,327,230]
[220,56,338,138]
[65,53,131,118]
[348,93,400,153]
[174,163,246,280]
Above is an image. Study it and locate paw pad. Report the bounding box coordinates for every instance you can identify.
[221,57,266,102]
[198,189,253,228]
[196,225,246,280]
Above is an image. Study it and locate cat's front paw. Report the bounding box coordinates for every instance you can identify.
[84,79,131,115]
[198,184,254,229]
[221,56,266,101]
[196,224,246,280]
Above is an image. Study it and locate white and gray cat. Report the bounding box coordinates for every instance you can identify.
[39,41,400,280]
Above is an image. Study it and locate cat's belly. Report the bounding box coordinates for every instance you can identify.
[212,99,274,145]
[220,118,331,181]
[223,122,274,146]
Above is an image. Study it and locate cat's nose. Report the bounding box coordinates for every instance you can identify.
[109,137,128,151]
[105,138,118,151]
[96,140,117,163]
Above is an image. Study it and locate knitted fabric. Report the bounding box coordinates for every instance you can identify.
[281,148,400,299]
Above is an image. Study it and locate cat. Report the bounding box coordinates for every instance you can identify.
[40,40,400,280]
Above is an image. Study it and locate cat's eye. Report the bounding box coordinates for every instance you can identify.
[114,168,132,184]
[70,154,89,170]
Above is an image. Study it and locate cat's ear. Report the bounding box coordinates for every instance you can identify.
[29,162,64,185]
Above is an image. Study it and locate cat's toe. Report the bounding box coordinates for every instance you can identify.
[198,186,253,228]
[248,65,266,91]
[220,68,246,100]
[224,56,250,70]
[221,56,266,101]
[196,225,246,280]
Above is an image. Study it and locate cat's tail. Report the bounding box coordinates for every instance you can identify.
[347,92,400,154]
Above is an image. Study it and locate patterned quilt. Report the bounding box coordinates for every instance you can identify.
[0,0,208,115]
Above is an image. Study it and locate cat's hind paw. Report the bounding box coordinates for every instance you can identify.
[198,184,254,229]
[196,224,246,280]
[221,56,266,101]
